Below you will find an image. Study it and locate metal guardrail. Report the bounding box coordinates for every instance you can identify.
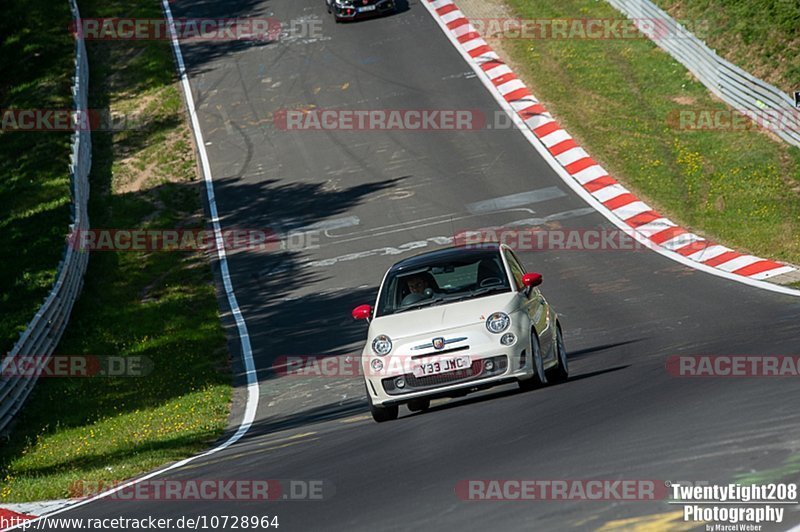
[606,0,800,148]
[0,0,91,435]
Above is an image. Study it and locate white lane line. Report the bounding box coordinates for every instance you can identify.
[501,207,597,228]
[466,186,566,214]
[276,216,361,239]
[313,206,596,253]
[329,212,461,238]
[308,236,456,268]
[300,207,597,269]
[303,216,360,232]
[14,2,261,525]
[317,207,548,247]
[165,0,259,454]
[280,216,360,234]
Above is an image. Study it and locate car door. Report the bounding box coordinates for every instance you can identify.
[504,249,554,363]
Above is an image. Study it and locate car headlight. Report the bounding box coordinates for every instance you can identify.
[371,335,392,356]
[486,312,510,334]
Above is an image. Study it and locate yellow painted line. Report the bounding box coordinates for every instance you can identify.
[258,438,320,452]
[258,432,317,446]
[339,415,372,424]
[572,515,598,528]
[596,511,698,532]
[180,438,320,471]
[176,433,318,471]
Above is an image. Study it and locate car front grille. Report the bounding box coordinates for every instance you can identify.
[411,345,469,360]
[382,355,508,395]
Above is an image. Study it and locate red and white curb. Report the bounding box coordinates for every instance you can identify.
[2,500,72,519]
[0,508,36,531]
[421,0,798,291]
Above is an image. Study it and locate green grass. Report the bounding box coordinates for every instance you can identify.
[498,0,800,266]
[653,0,800,94]
[734,453,800,486]
[0,0,231,502]
[0,0,74,356]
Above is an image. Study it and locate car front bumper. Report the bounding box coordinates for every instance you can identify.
[364,345,533,407]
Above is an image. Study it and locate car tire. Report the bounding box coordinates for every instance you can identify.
[518,329,547,391]
[546,323,569,384]
[367,387,398,422]
[407,398,430,412]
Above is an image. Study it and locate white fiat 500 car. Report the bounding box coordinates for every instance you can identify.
[352,243,568,422]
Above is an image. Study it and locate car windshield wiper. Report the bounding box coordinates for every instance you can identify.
[441,285,508,303]
[393,297,446,313]
[471,285,509,296]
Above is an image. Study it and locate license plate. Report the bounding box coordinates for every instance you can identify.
[358,5,376,11]
[413,356,470,377]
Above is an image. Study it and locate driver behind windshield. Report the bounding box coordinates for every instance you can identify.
[407,275,430,295]
[401,273,437,306]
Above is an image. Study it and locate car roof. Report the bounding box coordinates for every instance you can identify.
[388,244,502,274]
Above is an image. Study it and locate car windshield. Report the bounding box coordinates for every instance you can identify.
[375,251,512,316]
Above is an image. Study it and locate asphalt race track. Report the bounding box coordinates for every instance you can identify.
[45,0,800,530]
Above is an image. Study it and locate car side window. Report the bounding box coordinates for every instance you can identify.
[503,250,525,291]
[509,250,527,274]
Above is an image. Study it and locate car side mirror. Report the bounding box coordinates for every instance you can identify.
[352,304,373,322]
[522,272,542,296]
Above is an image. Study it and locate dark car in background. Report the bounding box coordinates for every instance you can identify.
[326,0,396,22]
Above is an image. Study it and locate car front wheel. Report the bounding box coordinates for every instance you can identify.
[367,387,399,422]
[407,398,430,413]
[518,329,547,391]
[546,324,569,383]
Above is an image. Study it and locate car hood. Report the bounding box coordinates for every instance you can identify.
[370,292,518,340]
